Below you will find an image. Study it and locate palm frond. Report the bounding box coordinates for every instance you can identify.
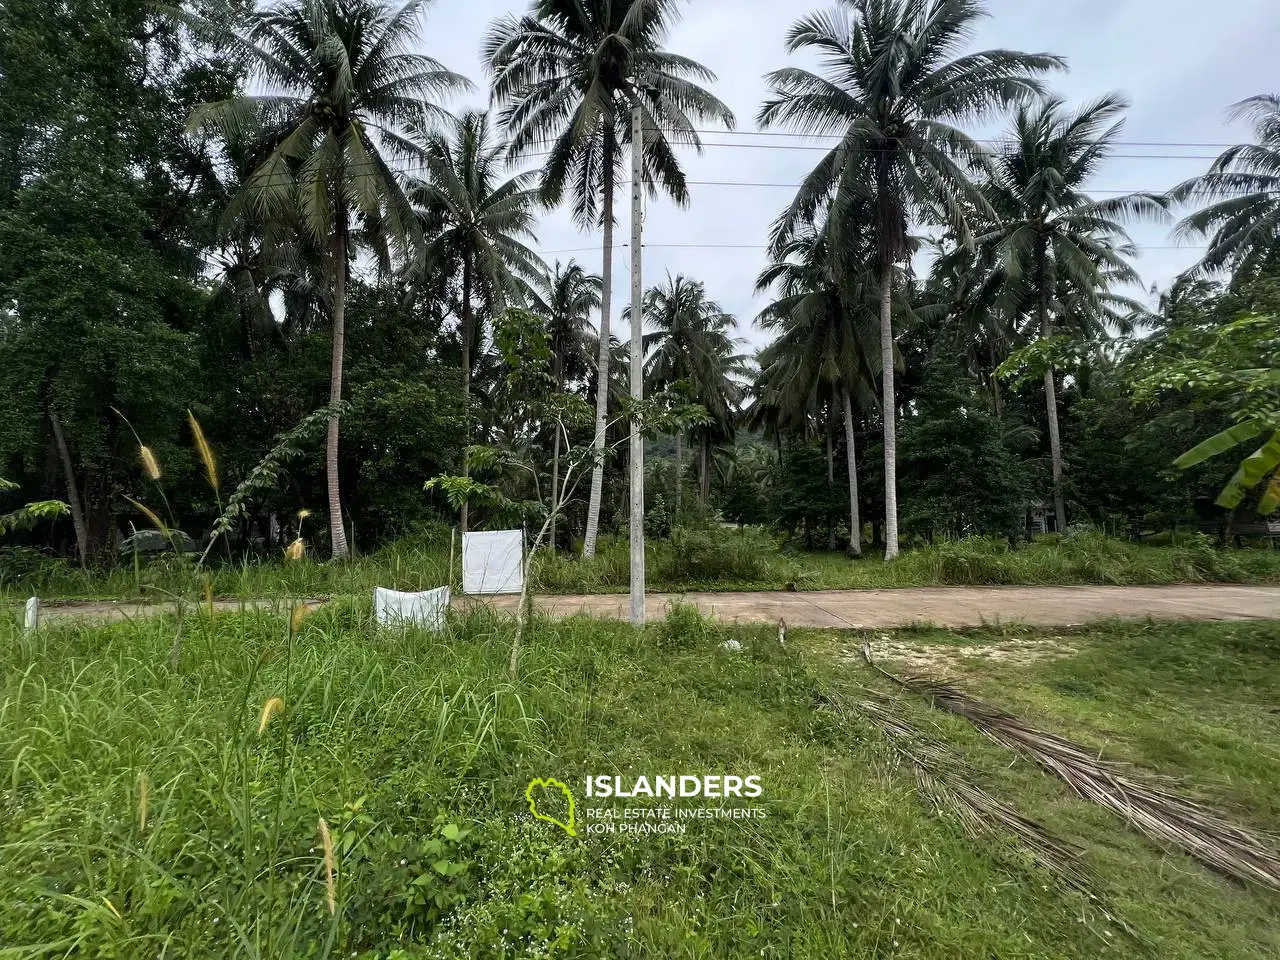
[863,645,1280,891]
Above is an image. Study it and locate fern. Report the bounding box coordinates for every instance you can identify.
[424,474,515,513]
[194,405,344,564]
[212,405,343,537]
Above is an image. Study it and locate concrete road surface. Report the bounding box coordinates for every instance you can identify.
[462,584,1280,628]
[24,584,1280,630]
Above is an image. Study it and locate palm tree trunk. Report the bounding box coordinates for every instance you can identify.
[550,359,563,551]
[550,426,561,549]
[826,410,836,551]
[989,339,1004,418]
[843,390,861,558]
[582,143,615,559]
[460,253,473,536]
[326,206,351,559]
[49,410,89,565]
[1042,305,1067,533]
[699,436,711,504]
[674,431,684,519]
[879,262,899,561]
[1037,250,1067,534]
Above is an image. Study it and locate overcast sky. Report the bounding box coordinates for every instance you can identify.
[419,0,1280,349]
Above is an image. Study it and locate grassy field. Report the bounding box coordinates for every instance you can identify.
[3,527,1279,604]
[2,603,1278,958]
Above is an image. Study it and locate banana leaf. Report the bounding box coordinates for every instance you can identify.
[1174,420,1267,469]
[1215,431,1280,509]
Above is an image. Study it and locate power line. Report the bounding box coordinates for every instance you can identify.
[543,241,1208,253]
[686,141,1225,159]
[219,154,1218,198]
[686,128,1244,149]
[213,137,1231,193]
[618,178,1176,194]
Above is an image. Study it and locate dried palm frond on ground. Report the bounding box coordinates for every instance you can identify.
[826,688,1140,939]
[861,642,1280,891]
[833,693,1088,880]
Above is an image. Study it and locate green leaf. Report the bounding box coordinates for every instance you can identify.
[1258,468,1280,516]
[211,404,345,539]
[440,823,461,842]
[423,475,511,512]
[0,500,70,536]
[1214,432,1280,509]
[1174,420,1268,469]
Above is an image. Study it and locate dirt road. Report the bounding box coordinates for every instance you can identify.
[24,584,1280,629]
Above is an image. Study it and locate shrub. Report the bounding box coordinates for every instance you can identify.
[534,539,630,593]
[653,600,722,651]
[1056,530,1146,584]
[927,537,1019,586]
[0,546,68,591]
[658,526,781,585]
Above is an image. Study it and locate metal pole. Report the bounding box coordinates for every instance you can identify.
[628,95,646,628]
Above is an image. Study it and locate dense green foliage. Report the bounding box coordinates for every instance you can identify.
[0,0,1277,580]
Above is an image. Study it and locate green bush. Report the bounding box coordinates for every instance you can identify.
[534,539,630,593]
[0,546,67,590]
[657,526,785,585]
[927,536,1019,585]
[654,600,722,651]
[1056,530,1147,584]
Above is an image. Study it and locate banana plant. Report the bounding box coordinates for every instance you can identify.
[1133,313,1280,515]
[1175,420,1280,514]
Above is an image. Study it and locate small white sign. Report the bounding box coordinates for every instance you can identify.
[462,530,525,595]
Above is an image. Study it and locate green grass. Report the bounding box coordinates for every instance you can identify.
[1,606,1278,958]
[4,527,1279,605]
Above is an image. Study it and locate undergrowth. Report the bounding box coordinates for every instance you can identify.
[2,527,1278,606]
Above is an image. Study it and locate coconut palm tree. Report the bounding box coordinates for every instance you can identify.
[756,226,880,556]
[410,110,543,533]
[530,259,602,546]
[1169,95,1280,281]
[758,0,1061,559]
[641,274,748,507]
[976,94,1164,532]
[189,0,469,558]
[533,260,603,393]
[927,236,1011,416]
[485,0,736,557]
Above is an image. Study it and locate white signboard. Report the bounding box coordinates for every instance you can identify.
[374,586,451,632]
[462,530,525,595]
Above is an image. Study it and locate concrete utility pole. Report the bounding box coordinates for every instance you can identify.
[628,93,646,628]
